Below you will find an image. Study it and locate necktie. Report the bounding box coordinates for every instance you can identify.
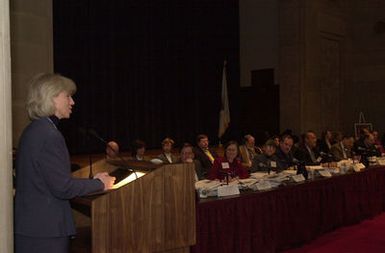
[341,143,347,159]
[204,149,215,163]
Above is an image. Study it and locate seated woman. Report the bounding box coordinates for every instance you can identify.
[208,141,249,180]
[157,137,178,164]
[131,139,150,161]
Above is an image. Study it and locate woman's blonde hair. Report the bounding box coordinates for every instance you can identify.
[26,73,77,120]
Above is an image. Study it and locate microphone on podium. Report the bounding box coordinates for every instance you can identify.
[84,128,138,179]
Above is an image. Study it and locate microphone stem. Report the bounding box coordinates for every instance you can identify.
[89,153,93,179]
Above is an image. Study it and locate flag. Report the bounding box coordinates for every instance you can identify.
[218,61,230,138]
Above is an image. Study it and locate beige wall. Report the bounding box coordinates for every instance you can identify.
[342,0,385,136]
[279,0,385,136]
[239,0,278,87]
[10,0,53,147]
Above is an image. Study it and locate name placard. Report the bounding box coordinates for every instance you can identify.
[318,170,332,178]
[217,184,240,197]
[255,180,272,191]
[292,174,306,182]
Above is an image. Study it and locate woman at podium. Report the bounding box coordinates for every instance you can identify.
[14,73,115,253]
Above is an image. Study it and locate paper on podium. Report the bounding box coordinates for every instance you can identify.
[112,171,146,189]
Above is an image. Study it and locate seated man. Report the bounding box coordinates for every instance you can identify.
[294,130,323,165]
[193,134,218,179]
[330,135,354,161]
[353,132,381,166]
[239,134,262,168]
[373,130,385,154]
[179,143,204,181]
[158,137,178,164]
[275,135,296,170]
[250,140,279,173]
[106,141,120,160]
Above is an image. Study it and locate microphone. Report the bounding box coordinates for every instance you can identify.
[78,127,95,179]
[293,158,308,179]
[84,128,138,179]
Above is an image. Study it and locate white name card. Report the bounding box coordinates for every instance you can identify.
[221,162,230,169]
[270,161,277,168]
[318,170,332,178]
[255,180,272,191]
[292,174,306,182]
[217,184,240,197]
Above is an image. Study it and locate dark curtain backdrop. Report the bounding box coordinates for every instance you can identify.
[53,0,240,154]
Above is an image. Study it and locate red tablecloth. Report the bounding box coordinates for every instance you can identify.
[191,167,385,253]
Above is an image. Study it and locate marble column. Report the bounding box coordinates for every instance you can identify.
[0,0,14,251]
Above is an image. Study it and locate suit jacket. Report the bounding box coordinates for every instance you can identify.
[157,152,179,164]
[353,139,380,166]
[250,154,279,173]
[193,147,218,178]
[330,142,352,161]
[294,145,322,165]
[239,145,261,167]
[318,139,332,154]
[14,117,104,238]
[275,148,295,170]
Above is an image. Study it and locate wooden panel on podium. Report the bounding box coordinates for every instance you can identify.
[73,161,196,253]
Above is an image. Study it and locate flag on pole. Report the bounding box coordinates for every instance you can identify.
[218,61,230,138]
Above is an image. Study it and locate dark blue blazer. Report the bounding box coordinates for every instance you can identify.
[14,117,103,237]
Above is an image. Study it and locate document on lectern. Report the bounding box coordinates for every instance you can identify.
[109,168,146,189]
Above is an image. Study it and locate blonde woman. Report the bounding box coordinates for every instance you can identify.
[14,73,115,253]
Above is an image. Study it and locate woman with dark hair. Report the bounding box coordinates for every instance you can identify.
[14,73,115,253]
[131,139,149,161]
[208,141,249,180]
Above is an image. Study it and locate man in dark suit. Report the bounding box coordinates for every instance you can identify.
[193,134,218,178]
[14,73,115,253]
[353,132,381,166]
[295,130,323,165]
[275,134,296,170]
[250,140,279,173]
[330,135,354,161]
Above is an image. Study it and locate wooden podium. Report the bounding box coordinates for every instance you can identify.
[72,160,196,253]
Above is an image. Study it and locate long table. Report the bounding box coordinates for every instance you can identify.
[191,166,385,253]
